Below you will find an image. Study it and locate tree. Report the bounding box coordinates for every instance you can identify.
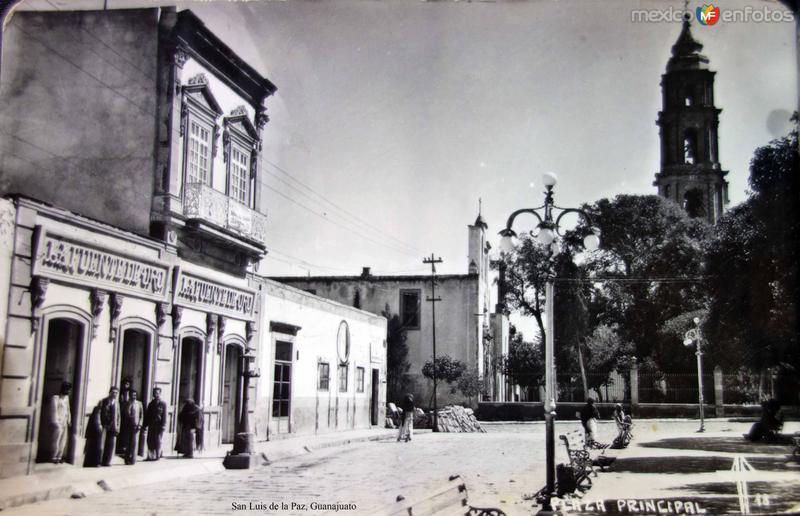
[382,305,410,402]
[581,324,635,401]
[421,354,466,406]
[580,195,712,371]
[496,234,553,344]
[457,368,488,407]
[706,125,799,389]
[501,328,544,400]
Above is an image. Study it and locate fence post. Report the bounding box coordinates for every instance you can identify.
[714,366,724,417]
[630,361,639,418]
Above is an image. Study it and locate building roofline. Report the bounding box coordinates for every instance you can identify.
[172,9,277,108]
[258,277,388,325]
[270,273,478,283]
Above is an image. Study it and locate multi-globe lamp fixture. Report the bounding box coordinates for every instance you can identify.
[498,172,600,513]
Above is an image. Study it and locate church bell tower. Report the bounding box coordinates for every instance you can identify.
[654,16,729,224]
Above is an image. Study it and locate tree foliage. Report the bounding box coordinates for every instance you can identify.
[382,305,410,402]
[581,195,712,371]
[706,128,799,378]
[501,328,544,398]
[457,368,489,407]
[421,354,466,392]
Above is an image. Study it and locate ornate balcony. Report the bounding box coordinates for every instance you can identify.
[183,182,267,249]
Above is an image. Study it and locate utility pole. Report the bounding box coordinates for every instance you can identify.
[423,253,442,432]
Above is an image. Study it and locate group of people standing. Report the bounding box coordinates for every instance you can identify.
[83,379,169,467]
[46,376,205,467]
[580,398,633,449]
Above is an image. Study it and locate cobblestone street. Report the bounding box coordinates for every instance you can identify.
[6,423,557,516]
[8,420,800,516]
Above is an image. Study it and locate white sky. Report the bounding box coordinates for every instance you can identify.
[16,0,799,280]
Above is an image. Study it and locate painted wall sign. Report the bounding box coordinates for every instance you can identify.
[31,227,170,301]
[173,268,256,321]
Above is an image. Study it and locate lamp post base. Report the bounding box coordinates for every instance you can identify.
[222,432,260,470]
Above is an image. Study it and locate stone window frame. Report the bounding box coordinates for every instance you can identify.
[222,106,259,209]
[180,73,223,191]
[399,289,421,330]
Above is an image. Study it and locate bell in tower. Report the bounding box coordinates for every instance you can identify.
[654,14,729,224]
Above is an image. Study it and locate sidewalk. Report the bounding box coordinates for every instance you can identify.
[554,419,800,514]
[0,428,397,511]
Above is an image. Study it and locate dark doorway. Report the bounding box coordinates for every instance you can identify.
[178,337,202,408]
[370,369,380,426]
[120,329,151,405]
[221,345,242,443]
[36,318,82,463]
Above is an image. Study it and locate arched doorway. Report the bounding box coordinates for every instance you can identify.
[119,329,151,403]
[178,336,202,408]
[36,318,83,463]
[221,344,243,443]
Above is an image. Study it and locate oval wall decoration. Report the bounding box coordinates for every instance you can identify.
[336,320,350,364]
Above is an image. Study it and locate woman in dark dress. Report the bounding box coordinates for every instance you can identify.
[83,403,103,467]
[175,399,202,458]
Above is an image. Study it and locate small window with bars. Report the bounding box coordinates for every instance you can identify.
[356,367,365,393]
[187,120,212,185]
[338,364,348,393]
[318,362,330,391]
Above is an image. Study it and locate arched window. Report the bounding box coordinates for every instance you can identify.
[683,188,706,219]
[683,130,697,165]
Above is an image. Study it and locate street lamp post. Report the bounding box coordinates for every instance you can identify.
[499,172,600,513]
[683,317,705,433]
[223,350,261,469]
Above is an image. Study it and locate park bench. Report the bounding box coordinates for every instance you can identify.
[558,430,598,492]
[381,475,505,516]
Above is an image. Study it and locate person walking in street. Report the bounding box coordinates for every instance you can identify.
[176,399,202,458]
[123,390,144,465]
[580,397,600,447]
[100,386,120,466]
[397,393,415,442]
[83,402,103,467]
[144,387,168,461]
[46,381,72,463]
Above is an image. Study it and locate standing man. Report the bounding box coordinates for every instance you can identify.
[116,377,133,456]
[48,381,72,463]
[144,387,168,461]
[100,386,120,467]
[123,390,144,465]
[397,393,415,442]
[580,397,601,447]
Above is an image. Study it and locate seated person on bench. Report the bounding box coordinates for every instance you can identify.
[745,398,783,442]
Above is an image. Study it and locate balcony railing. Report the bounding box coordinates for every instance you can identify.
[183,182,267,247]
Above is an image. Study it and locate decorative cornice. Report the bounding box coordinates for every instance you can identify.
[174,48,189,69]
[90,289,107,340]
[30,276,49,334]
[172,305,183,349]
[269,321,302,336]
[187,72,209,86]
[255,110,269,130]
[156,302,171,329]
[217,316,227,355]
[206,313,218,353]
[230,105,248,117]
[109,293,124,342]
[245,321,255,349]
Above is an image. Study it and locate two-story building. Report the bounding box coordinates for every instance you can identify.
[0,6,385,478]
